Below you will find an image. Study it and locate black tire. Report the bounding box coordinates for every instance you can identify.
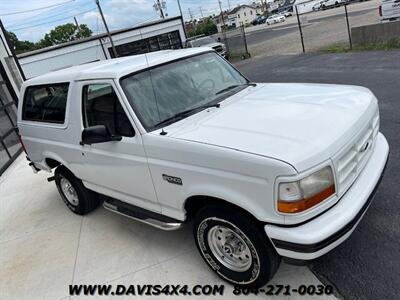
[193,205,280,288]
[55,166,100,215]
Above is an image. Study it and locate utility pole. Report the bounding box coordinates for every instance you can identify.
[188,8,194,22]
[218,0,226,28]
[218,0,229,55]
[74,17,81,35]
[176,0,187,38]
[199,7,204,19]
[177,0,183,17]
[154,0,166,19]
[95,0,118,58]
[227,0,231,10]
[188,8,195,34]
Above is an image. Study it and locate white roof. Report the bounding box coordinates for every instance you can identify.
[24,48,210,86]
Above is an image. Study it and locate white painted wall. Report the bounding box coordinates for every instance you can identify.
[19,18,186,79]
[0,27,23,94]
[230,6,259,27]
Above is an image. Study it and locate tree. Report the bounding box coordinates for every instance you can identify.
[38,23,92,48]
[187,17,218,38]
[5,31,37,54]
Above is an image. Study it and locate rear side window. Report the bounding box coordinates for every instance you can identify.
[22,83,69,124]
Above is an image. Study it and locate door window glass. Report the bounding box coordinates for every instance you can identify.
[82,84,134,137]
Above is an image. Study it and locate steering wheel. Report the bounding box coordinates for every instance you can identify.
[196,79,215,96]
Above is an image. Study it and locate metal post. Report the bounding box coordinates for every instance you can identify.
[176,0,187,39]
[218,0,229,56]
[295,5,305,53]
[74,17,82,35]
[344,4,352,50]
[242,25,250,58]
[95,0,118,58]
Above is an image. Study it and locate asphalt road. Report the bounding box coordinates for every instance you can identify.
[240,7,375,47]
[234,51,400,300]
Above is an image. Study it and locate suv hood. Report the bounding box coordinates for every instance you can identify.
[167,83,378,172]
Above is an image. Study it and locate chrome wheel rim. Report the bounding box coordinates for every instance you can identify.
[60,177,79,206]
[207,225,252,272]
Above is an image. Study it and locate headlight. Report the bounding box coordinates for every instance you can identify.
[278,166,335,214]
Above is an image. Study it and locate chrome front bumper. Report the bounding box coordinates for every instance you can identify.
[265,132,389,260]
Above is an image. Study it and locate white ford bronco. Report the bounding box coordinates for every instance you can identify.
[17,48,389,288]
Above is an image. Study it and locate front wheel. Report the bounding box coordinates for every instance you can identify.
[55,166,100,215]
[193,206,280,288]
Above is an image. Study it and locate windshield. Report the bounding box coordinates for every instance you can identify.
[190,37,217,47]
[120,52,248,131]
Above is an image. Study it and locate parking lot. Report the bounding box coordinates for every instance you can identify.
[224,0,381,57]
[235,49,400,300]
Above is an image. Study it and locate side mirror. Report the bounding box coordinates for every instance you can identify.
[81,125,122,145]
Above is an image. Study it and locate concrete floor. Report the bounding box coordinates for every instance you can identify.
[0,155,337,300]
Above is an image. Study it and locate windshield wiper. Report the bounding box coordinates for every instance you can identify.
[153,103,221,129]
[215,82,257,95]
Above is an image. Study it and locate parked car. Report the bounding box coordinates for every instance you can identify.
[281,10,293,17]
[252,15,267,25]
[380,0,400,21]
[321,0,346,9]
[266,14,286,25]
[17,48,389,288]
[186,35,227,57]
[313,1,325,10]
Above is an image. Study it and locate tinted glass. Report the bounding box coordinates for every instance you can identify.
[82,84,134,137]
[22,83,69,123]
[112,30,182,57]
[121,52,247,130]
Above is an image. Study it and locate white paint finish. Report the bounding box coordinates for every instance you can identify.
[0,158,336,300]
[265,133,389,259]
[381,0,400,20]
[18,48,207,87]
[143,132,295,222]
[16,49,388,263]
[167,82,378,172]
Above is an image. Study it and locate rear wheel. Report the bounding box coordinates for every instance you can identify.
[55,166,100,215]
[193,205,280,288]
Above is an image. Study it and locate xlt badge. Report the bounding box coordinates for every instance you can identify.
[162,174,183,185]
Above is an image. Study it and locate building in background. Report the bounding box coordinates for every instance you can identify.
[0,21,24,175]
[228,5,260,28]
[18,17,186,79]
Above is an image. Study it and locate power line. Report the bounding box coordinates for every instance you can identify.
[0,0,75,17]
[9,7,97,31]
[6,2,94,29]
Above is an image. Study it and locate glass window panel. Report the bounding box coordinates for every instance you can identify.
[82,84,134,137]
[0,141,10,169]
[22,83,69,123]
[0,84,13,105]
[0,109,13,137]
[3,131,20,157]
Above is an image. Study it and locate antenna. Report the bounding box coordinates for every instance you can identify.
[140,34,166,135]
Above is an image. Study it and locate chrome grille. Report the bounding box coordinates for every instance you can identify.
[335,111,380,195]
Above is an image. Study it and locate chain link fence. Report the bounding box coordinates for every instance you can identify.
[216,25,251,61]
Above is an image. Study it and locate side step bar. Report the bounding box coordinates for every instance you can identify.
[103,198,183,231]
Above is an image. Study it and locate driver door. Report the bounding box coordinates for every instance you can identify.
[78,80,160,213]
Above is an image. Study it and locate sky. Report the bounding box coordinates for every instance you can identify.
[0,0,255,42]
